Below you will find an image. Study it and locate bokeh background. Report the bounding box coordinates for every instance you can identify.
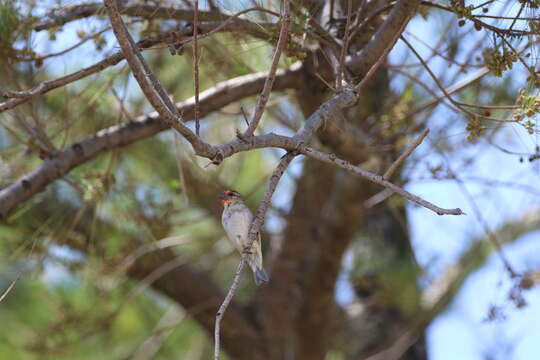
[1,1,539,359]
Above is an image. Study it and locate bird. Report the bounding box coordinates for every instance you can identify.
[218,189,269,285]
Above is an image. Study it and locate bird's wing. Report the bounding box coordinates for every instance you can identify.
[250,232,264,268]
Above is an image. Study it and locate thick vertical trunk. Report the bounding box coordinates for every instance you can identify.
[255,159,337,359]
[345,205,426,360]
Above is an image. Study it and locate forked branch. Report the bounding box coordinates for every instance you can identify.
[103,0,217,158]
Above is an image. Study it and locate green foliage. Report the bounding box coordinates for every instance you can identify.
[0,0,22,54]
[482,47,518,78]
[0,0,36,60]
[380,87,414,138]
[466,116,485,141]
[449,0,475,18]
[514,89,540,134]
[0,273,209,359]
[519,0,540,9]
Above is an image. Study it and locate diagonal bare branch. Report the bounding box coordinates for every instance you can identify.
[0,274,21,303]
[348,0,421,77]
[0,20,272,113]
[299,145,463,216]
[34,2,273,31]
[383,128,429,180]
[103,0,217,158]
[0,66,302,218]
[0,85,462,219]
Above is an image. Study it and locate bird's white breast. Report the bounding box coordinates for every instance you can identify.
[222,202,253,251]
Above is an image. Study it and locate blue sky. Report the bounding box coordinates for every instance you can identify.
[399,7,540,359]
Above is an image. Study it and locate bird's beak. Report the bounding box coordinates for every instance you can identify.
[217,193,226,200]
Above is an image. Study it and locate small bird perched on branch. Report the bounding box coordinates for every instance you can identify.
[218,190,269,285]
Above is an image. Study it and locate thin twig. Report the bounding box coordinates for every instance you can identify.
[171,7,279,48]
[215,153,296,360]
[173,133,189,206]
[364,188,393,208]
[240,106,250,127]
[11,109,56,154]
[438,153,518,276]
[349,2,394,43]
[243,0,290,137]
[303,16,341,58]
[406,67,490,118]
[336,0,353,90]
[35,2,278,31]
[0,11,277,113]
[398,39,537,119]
[383,128,429,180]
[0,274,21,303]
[154,7,290,59]
[421,1,535,36]
[404,30,484,69]
[214,257,244,360]
[300,146,463,216]
[315,72,337,91]
[400,36,519,123]
[0,66,303,218]
[247,153,296,245]
[15,25,115,62]
[193,0,201,136]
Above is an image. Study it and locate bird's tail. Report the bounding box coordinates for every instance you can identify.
[252,266,269,286]
[247,251,269,286]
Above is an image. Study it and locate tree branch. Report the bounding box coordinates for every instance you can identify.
[215,152,295,360]
[34,2,274,31]
[0,89,462,219]
[299,145,463,215]
[0,21,271,113]
[383,128,429,180]
[348,0,421,77]
[104,0,217,158]
[0,66,302,217]
[243,0,290,137]
[336,0,353,90]
[0,274,21,303]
